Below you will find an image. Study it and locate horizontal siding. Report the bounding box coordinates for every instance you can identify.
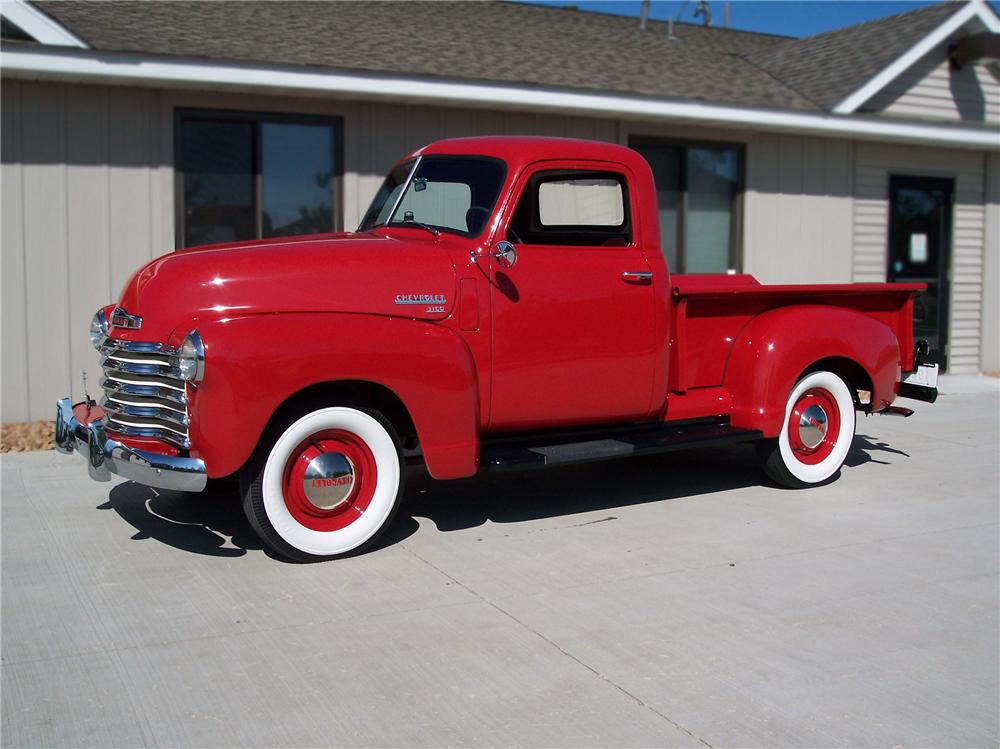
[853,142,987,373]
[865,41,1000,125]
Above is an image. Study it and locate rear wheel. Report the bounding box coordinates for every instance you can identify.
[758,370,856,489]
[241,406,404,562]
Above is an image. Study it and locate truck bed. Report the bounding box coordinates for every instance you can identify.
[669,274,924,393]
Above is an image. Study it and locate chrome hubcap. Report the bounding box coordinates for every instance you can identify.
[302,451,355,511]
[798,404,829,449]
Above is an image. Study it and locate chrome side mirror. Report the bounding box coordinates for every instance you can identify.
[493,241,517,269]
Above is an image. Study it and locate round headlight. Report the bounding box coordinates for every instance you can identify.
[89,310,108,350]
[178,330,205,384]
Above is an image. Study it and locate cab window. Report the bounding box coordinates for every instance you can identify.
[508,170,631,246]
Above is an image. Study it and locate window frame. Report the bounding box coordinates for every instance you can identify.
[628,135,745,273]
[174,108,344,250]
[507,166,635,248]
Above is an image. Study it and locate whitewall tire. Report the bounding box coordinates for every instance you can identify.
[241,406,404,561]
[758,370,856,489]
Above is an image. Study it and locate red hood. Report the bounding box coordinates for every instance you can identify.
[116,232,458,343]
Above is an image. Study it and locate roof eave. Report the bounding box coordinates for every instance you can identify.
[832,0,1000,115]
[2,45,997,151]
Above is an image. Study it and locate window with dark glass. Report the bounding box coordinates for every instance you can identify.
[176,111,341,248]
[630,138,742,273]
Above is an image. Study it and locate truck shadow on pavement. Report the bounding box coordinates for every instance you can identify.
[99,434,907,561]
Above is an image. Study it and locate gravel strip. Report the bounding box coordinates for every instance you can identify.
[1,421,55,453]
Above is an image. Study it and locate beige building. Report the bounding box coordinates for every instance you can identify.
[2,0,999,422]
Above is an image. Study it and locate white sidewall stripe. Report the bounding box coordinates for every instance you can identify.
[262,407,400,556]
[777,371,856,484]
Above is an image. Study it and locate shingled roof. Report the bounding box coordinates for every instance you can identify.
[22,0,985,115]
[744,2,964,110]
[30,0,816,110]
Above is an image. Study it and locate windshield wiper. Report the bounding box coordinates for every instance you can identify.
[396,217,440,236]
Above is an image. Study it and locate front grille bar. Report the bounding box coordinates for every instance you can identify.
[99,338,190,448]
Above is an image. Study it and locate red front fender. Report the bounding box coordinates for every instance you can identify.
[722,305,900,436]
[185,313,480,480]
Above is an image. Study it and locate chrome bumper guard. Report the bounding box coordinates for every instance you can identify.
[55,398,207,492]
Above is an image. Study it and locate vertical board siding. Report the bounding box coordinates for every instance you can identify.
[20,82,71,421]
[866,42,1000,125]
[982,153,1000,372]
[1,81,28,422]
[852,142,987,373]
[65,85,111,410]
[742,133,853,284]
[2,80,994,420]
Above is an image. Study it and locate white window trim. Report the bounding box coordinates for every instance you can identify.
[0,0,87,47]
[833,0,1000,114]
[2,44,999,151]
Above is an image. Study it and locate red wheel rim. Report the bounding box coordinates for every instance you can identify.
[281,429,378,532]
[787,387,840,465]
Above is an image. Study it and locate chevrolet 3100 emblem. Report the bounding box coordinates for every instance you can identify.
[394,294,446,306]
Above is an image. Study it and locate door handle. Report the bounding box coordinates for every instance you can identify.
[622,271,653,283]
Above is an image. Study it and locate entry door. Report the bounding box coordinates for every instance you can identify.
[888,176,953,369]
[488,163,658,431]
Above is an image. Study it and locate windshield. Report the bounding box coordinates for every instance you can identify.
[358,156,506,237]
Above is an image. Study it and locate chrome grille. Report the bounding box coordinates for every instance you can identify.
[99,338,190,448]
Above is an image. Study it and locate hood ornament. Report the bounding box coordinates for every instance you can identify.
[110,306,143,330]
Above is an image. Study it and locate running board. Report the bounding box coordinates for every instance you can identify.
[481,419,764,473]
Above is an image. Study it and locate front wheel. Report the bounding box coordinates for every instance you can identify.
[757,370,856,489]
[241,406,404,562]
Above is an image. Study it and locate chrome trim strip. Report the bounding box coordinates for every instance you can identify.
[54,398,206,492]
[100,339,177,354]
[100,378,187,405]
[100,356,179,376]
[103,422,191,449]
[104,372,186,392]
[104,393,187,415]
[102,399,189,427]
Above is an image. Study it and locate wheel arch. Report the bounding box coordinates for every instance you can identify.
[803,356,874,409]
[260,379,419,451]
[723,305,900,436]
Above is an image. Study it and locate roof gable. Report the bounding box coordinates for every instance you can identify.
[744,2,963,111]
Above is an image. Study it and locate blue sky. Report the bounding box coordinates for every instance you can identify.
[515,1,1000,38]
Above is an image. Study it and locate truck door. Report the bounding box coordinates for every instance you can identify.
[486,161,658,430]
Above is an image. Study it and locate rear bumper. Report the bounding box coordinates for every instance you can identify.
[54,398,207,492]
[897,382,938,403]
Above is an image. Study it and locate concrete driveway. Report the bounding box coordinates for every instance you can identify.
[3,377,998,748]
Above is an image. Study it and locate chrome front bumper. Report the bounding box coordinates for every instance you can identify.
[54,398,207,492]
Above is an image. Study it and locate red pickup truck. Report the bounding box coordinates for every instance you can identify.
[56,136,938,561]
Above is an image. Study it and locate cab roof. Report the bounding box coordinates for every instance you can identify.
[413,136,649,174]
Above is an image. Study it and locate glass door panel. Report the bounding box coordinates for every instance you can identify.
[887,176,953,369]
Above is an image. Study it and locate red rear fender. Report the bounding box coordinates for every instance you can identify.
[723,305,900,435]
